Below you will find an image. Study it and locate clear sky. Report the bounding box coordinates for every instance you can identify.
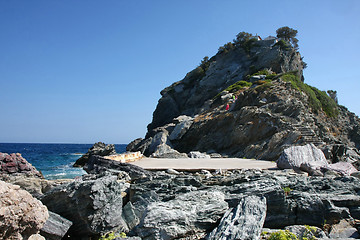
[1,0,359,144]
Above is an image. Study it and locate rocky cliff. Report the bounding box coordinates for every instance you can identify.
[128,35,360,161]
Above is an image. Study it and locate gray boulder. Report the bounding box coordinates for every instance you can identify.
[169,115,194,140]
[84,155,152,181]
[73,142,116,167]
[41,173,128,239]
[40,211,72,240]
[207,195,267,240]
[136,190,228,240]
[277,144,329,171]
[189,151,211,158]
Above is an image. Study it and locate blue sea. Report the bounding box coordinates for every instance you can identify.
[0,143,127,180]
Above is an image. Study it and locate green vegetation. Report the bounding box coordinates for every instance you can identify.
[213,80,252,100]
[200,56,211,72]
[233,31,258,54]
[281,72,339,117]
[276,26,299,49]
[274,39,291,51]
[282,187,293,195]
[225,80,253,93]
[265,227,318,240]
[327,90,338,103]
[99,232,127,240]
[218,42,235,54]
[268,230,298,240]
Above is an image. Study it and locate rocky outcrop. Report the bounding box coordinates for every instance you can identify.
[73,142,116,167]
[0,180,49,239]
[0,152,43,177]
[41,173,128,239]
[135,190,228,239]
[126,168,360,238]
[84,155,153,180]
[147,40,303,133]
[127,33,360,161]
[207,195,267,240]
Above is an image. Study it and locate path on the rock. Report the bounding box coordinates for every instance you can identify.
[132,157,277,171]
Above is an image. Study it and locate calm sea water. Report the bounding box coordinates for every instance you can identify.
[0,143,127,180]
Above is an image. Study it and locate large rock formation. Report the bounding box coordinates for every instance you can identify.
[127,34,360,161]
[0,180,49,239]
[41,173,128,239]
[73,142,116,167]
[0,152,43,177]
[277,144,358,176]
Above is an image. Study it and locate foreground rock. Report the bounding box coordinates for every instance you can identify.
[40,211,72,240]
[0,152,43,177]
[124,166,360,238]
[277,144,359,176]
[0,174,73,198]
[135,190,228,239]
[0,180,49,239]
[277,144,328,170]
[41,173,128,239]
[73,142,116,167]
[84,155,153,180]
[207,195,267,240]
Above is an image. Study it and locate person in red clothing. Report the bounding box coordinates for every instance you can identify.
[226,103,230,111]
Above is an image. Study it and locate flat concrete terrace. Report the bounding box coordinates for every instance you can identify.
[131,157,277,171]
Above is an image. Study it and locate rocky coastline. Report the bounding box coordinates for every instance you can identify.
[2,142,360,239]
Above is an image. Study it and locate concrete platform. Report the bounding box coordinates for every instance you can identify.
[131,157,277,171]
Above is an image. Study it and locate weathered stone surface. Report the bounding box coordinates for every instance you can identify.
[189,151,211,158]
[207,195,267,240]
[0,180,49,240]
[277,144,329,170]
[122,202,140,231]
[169,115,194,140]
[73,142,116,167]
[84,155,152,180]
[135,190,228,240]
[40,211,72,240]
[0,152,43,177]
[41,173,128,238]
[284,225,327,239]
[326,161,358,176]
[128,168,360,234]
[329,219,360,239]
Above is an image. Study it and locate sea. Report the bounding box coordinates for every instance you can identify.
[0,143,127,180]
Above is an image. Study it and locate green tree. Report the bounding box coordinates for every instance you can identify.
[327,90,338,104]
[276,26,299,49]
[200,56,210,71]
[233,31,253,46]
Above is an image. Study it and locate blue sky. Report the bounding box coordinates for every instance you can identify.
[0,0,359,144]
